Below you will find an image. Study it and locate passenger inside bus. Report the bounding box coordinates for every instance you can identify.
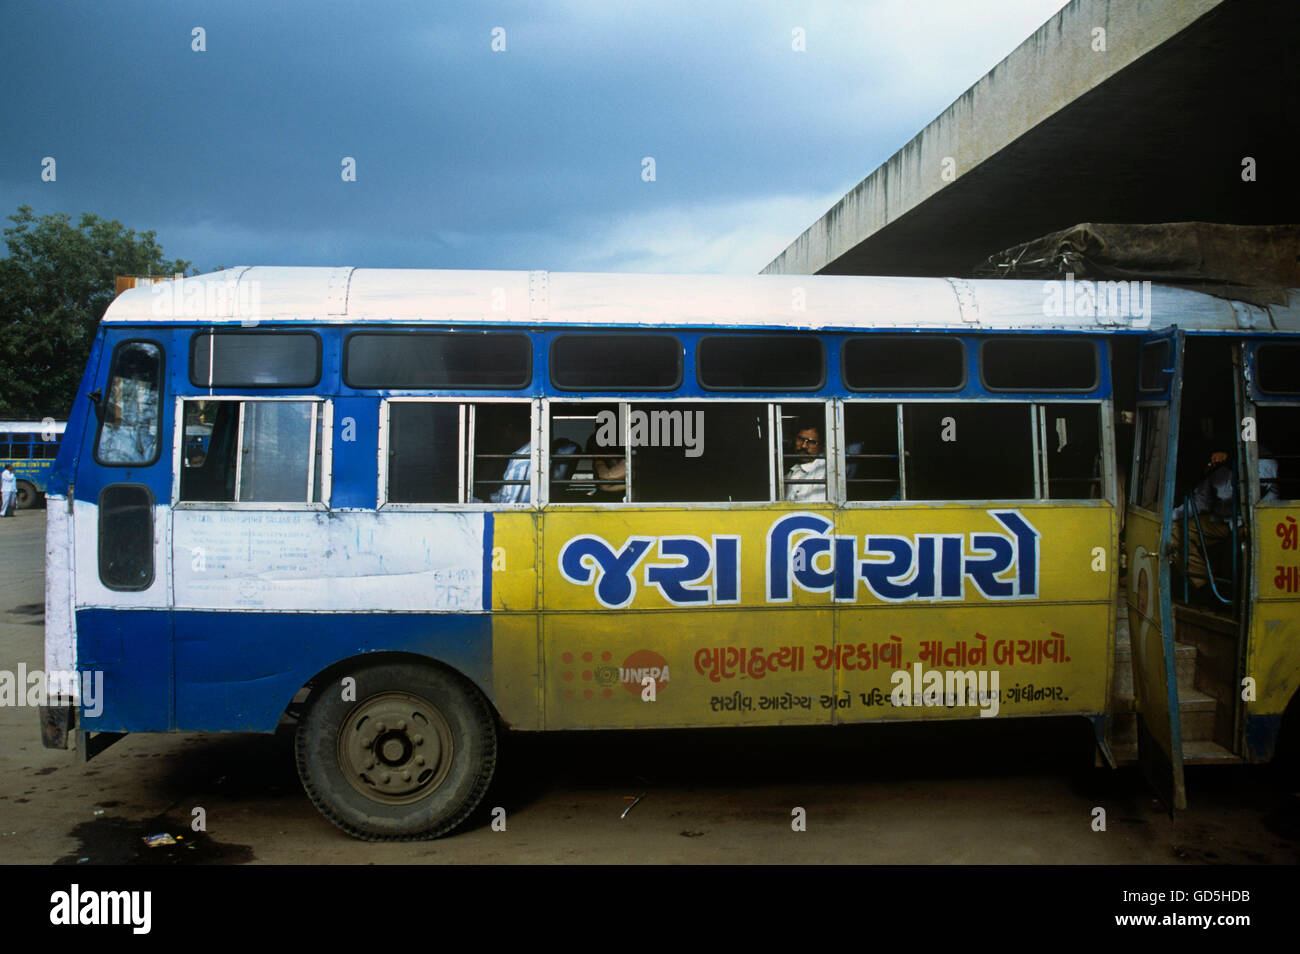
[784,422,826,502]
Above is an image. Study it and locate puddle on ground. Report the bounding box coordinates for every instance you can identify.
[54,814,255,865]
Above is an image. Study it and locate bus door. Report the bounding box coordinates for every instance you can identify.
[1126,329,1187,810]
[74,336,174,736]
[1241,339,1300,760]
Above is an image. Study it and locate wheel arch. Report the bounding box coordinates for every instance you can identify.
[285,650,501,727]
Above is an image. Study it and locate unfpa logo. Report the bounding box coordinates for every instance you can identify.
[620,649,670,696]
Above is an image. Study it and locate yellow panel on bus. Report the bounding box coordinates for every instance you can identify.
[534,502,1115,729]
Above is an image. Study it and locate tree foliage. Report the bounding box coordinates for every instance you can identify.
[0,204,192,418]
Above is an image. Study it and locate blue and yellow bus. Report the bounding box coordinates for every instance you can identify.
[39,267,1300,839]
[1,420,66,508]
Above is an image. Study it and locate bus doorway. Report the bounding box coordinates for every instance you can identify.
[1164,337,1251,769]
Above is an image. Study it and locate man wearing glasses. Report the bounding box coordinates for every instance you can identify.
[785,423,827,502]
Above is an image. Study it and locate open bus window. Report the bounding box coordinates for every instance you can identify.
[1257,405,1300,501]
[634,403,769,503]
[472,404,532,503]
[179,399,326,503]
[843,403,901,501]
[385,401,532,505]
[548,402,773,504]
[902,403,1035,501]
[1044,404,1103,499]
[776,403,829,502]
[549,402,622,502]
[97,341,162,466]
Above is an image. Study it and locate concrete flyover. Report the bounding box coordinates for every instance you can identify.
[762,0,1298,277]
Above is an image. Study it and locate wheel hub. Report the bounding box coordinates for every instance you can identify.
[338,692,454,805]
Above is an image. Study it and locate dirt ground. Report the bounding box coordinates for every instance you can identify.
[1,507,1297,864]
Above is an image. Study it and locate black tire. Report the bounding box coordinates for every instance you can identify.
[15,481,38,510]
[295,661,497,840]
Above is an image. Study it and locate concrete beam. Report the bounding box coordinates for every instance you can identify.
[763,0,1293,277]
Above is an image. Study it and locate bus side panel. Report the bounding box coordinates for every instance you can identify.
[75,609,173,731]
[171,509,499,731]
[1244,502,1300,760]
[834,504,1114,721]
[540,507,838,730]
[172,611,494,732]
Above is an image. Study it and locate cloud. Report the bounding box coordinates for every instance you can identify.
[564,190,850,274]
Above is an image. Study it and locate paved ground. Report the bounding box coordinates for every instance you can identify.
[1,507,1297,864]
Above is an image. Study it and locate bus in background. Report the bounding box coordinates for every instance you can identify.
[0,420,67,508]
[37,267,1300,839]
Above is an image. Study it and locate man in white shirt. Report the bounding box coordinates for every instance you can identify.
[784,425,827,502]
[1,465,16,517]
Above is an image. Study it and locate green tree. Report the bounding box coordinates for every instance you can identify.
[0,204,192,418]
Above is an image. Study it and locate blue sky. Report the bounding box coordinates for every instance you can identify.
[1,0,1068,274]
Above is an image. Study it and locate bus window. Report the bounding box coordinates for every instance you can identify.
[842,336,964,391]
[1133,406,1169,510]
[982,338,1098,392]
[191,331,321,388]
[630,402,769,503]
[550,335,682,391]
[8,434,31,460]
[472,403,533,503]
[98,485,154,590]
[1257,406,1300,501]
[1043,404,1103,499]
[548,402,622,501]
[384,401,532,504]
[178,399,326,503]
[697,336,824,391]
[346,332,531,389]
[96,341,162,466]
[776,403,830,502]
[1254,343,1300,396]
[903,403,1035,501]
[843,403,901,501]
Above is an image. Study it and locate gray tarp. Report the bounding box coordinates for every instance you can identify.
[973,222,1300,306]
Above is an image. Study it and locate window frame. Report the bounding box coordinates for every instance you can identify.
[838,397,1113,506]
[93,338,166,468]
[979,336,1101,394]
[377,396,538,510]
[171,395,333,510]
[344,329,533,391]
[541,397,833,507]
[1251,341,1300,399]
[840,335,966,393]
[549,333,684,393]
[97,483,156,591]
[696,334,827,393]
[189,329,323,389]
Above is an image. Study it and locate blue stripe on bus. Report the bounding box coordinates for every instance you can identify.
[77,608,494,733]
[482,511,494,609]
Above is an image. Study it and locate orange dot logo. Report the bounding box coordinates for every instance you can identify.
[620,649,670,696]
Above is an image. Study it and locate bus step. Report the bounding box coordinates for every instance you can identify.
[1111,640,1199,699]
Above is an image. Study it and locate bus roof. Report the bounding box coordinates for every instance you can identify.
[0,421,66,434]
[101,266,1300,335]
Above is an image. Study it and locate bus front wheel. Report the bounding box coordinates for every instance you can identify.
[15,480,39,509]
[295,661,498,840]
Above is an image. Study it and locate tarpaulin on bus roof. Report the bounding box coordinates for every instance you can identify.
[972,222,1300,307]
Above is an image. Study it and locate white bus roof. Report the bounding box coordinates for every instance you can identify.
[0,421,66,434]
[101,266,1300,334]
